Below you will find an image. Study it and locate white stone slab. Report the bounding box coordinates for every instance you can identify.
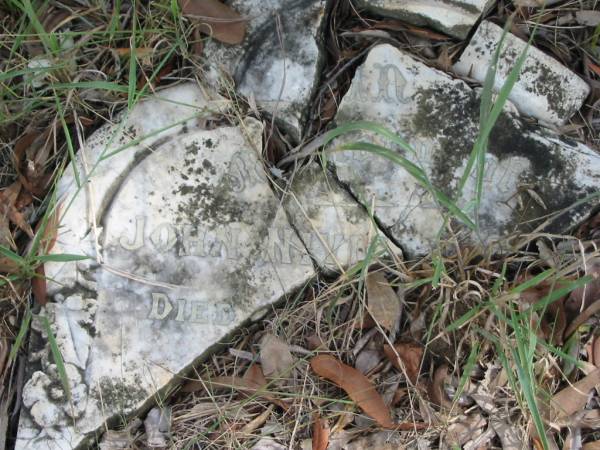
[330,44,600,256]
[202,0,326,138]
[283,164,402,273]
[453,21,590,127]
[16,84,315,449]
[359,0,494,38]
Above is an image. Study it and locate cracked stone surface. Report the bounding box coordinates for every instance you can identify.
[453,20,590,127]
[283,164,402,274]
[358,0,494,38]
[329,44,600,256]
[202,0,327,138]
[16,84,315,450]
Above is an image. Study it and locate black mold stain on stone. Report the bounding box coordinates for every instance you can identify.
[93,376,147,412]
[411,82,592,233]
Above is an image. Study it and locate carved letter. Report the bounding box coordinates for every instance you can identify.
[190,301,210,323]
[150,223,177,252]
[180,225,206,257]
[175,298,187,321]
[373,63,409,104]
[119,216,145,250]
[148,293,173,320]
[265,227,293,264]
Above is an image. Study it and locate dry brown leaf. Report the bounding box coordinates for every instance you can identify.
[584,441,600,450]
[353,312,376,330]
[32,264,47,306]
[0,189,33,238]
[589,62,600,77]
[343,431,407,449]
[310,354,425,430]
[310,354,394,428]
[566,259,600,315]
[260,333,295,379]
[250,438,286,450]
[241,404,273,434]
[182,364,288,410]
[312,412,329,450]
[355,348,382,375]
[365,272,402,335]
[383,342,423,384]
[37,203,61,255]
[179,0,246,45]
[445,414,486,447]
[551,368,600,420]
[429,364,452,408]
[490,418,522,450]
[592,337,600,367]
[306,333,326,351]
[114,47,154,58]
[243,363,267,388]
[14,129,53,197]
[0,338,8,379]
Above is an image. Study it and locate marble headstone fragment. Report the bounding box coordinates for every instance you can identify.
[330,44,600,256]
[453,21,590,127]
[16,84,315,449]
[358,0,494,38]
[202,0,327,138]
[283,164,402,274]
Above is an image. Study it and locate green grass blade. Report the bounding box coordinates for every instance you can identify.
[35,253,90,263]
[127,5,138,110]
[54,94,80,187]
[529,276,592,313]
[330,141,476,229]
[8,308,31,363]
[323,121,415,154]
[0,244,26,265]
[51,81,130,93]
[41,315,71,399]
[509,269,556,294]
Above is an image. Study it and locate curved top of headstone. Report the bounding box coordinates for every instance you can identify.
[16,84,314,449]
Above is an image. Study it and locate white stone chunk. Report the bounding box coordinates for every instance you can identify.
[202,0,326,138]
[283,164,402,273]
[16,84,314,450]
[359,0,494,38]
[453,21,590,127]
[331,44,600,257]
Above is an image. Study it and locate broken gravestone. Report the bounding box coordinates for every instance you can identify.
[329,44,600,257]
[283,164,401,274]
[358,0,494,39]
[202,0,327,138]
[16,84,315,449]
[453,20,590,127]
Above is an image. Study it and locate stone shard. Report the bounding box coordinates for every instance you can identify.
[358,0,494,39]
[330,44,600,257]
[453,21,590,127]
[202,0,327,138]
[283,164,402,274]
[16,84,315,450]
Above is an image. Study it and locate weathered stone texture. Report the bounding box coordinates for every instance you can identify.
[202,0,327,137]
[330,44,600,256]
[16,84,315,450]
[453,21,590,127]
[359,0,494,38]
[283,164,401,273]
